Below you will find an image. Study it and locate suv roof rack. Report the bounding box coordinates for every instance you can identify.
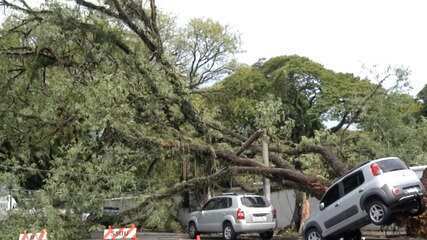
[221,192,258,196]
[221,192,238,195]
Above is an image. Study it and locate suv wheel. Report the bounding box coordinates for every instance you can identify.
[367,200,391,225]
[304,228,322,240]
[259,230,274,240]
[188,222,198,239]
[223,222,237,240]
[409,198,425,216]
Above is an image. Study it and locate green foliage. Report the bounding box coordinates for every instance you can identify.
[205,55,374,141]
[202,55,427,170]
[417,84,427,117]
[0,190,90,240]
[1,0,427,236]
[141,198,183,231]
[0,2,191,235]
[168,18,241,88]
[418,85,427,103]
[357,93,426,165]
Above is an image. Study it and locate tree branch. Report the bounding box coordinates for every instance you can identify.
[205,122,346,174]
[235,129,263,156]
[74,0,119,18]
[231,166,327,199]
[329,111,349,133]
[274,143,347,177]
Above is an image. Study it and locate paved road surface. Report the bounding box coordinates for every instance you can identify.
[90,232,295,240]
[91,232,190,240]
[89,231,417,240]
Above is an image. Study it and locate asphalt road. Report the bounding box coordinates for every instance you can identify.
[90,232,299,240]
[89,231,416,240]
[90,232,190,240]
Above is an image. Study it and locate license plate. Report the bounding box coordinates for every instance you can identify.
[405,187,419,194]
[252,216,267,222]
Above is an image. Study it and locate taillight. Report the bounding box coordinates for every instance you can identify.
[236,208,245,220]
[370,163,382,176]
[392,187,401,196]
[272,208,277,219]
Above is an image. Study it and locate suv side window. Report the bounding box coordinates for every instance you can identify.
[216,197,230,209]
[342,171,365,195]
[322,184,340,208]
[227,198,232,208]
[203,199,219,210]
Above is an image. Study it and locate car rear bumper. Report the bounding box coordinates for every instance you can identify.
[391,192,424,209]
[233,221,276,233]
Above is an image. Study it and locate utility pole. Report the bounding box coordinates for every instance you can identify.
[7,188,11,211]
[262,132,271,201]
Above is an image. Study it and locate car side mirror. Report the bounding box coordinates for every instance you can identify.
[319,202,325,210]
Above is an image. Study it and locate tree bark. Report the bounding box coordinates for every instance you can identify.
[235,129,263,156]
[291,190,304,230]
[299,194,311,233]
[406,168,427,237]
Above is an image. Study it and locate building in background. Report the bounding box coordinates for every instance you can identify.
[0,188,17,220]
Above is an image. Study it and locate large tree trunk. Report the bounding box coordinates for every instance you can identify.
[299,194,311,233]
[291,190,304,230]
[406,168,427,237]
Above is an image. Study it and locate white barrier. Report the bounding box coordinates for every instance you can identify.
[103,224,137,240]
[19,229,47,240]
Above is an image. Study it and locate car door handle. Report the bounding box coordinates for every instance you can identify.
[334,202,340,207]
[358,188,364,193]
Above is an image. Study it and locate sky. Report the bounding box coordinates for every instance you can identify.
[157,0,427,95]
[1,0,426,95]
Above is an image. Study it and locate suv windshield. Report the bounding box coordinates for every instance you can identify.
[377,159,408,172]
[240,196,270,207]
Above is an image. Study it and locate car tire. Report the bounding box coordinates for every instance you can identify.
[304,228,322,240]
[188,222,198,239]
[343,229,362,240]
[259,230,274,240]
[223,222,237,240]
[409,198,425,216]
[366,200,391,225]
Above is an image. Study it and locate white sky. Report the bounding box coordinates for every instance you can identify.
[157,0,427,96]
[1,0,426,95]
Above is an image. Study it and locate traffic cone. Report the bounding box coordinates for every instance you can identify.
[196,234,201,240]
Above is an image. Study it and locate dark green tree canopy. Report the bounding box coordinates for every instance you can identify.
[204,55,374,141]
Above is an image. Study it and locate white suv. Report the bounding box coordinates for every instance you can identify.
[187,193,276,240]
[303,157,425,240]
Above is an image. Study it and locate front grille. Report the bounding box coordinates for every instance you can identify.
[403,185,419,190]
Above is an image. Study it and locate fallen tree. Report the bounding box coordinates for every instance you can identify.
[104,126,330,196]
[2,0,426,237]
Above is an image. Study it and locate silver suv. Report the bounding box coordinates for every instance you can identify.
[303,157,425,240]
[187,193,276,240]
